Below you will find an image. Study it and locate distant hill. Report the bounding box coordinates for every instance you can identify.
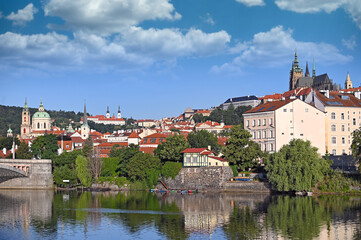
[0,105,83,137]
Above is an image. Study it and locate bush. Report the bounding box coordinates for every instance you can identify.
[317,172,361,193]
[97,176,128,187]
[230,165,238,177]
[161,162,183,179]
[53,165,77,186]
[101,157,118,177]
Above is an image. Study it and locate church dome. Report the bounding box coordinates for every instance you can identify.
[33,111,51,119]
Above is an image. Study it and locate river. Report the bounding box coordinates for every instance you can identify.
[0,190,360,239]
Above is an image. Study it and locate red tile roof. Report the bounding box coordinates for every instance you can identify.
[316,91,361,107]
[209,156,229,162]
[128,131,141,139]
[181,148,208,153]
[244,99,295,114]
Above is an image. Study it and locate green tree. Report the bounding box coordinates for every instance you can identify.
[223,125,264,171]
[187,130,221,153]
[15,142,32,159]
[110,144,140,177]
[161,162,183,179]
[154,134,190,162]
[351,129,361,173]
[101,157,118,177]
[31,134,58,159]
[53,165,78,186]
[127,152,161,182]
[0,136,20,150]
[76,155,92,187]
[265,139,331,192]
[192,113,205,123]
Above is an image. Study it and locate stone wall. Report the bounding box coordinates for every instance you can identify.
[224,181,272,193]
[161,166,233,191]
[0,159,53,189]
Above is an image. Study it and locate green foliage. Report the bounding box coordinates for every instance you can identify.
[75,155,92,187]
[265,139,331,192]
[15,142,32,159]
[110,144,140,177]
[54,150,84,167]
[0,136,21,150]
[351,129,361,173]
[101,157,119,177]
[53,165,78,186]
[97,176,128,187]
[187,130,222,153]
[223,125,264,171]
[192,113,205,123]
[206,105,251,126]
[154,134,190,162]
[317,172,361,193]
[161,162,183,179]
[230,165,238,177]
[126,152,161,185]
[31,134,58,159]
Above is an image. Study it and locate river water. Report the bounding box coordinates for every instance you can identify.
[0,190,360,240]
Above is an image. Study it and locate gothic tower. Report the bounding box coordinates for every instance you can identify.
[20,98,31,139]
[312,59,316,78]
[345,72,353,89]
[289,50,304,90]
[106,106,110,118]
[81,101,90,140]
[305,61,310,77]
[117,105,121,119]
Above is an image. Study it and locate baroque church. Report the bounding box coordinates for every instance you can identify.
[289,51,341,91]
[20,99,52,139]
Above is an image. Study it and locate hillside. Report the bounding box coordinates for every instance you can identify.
[0,105,83,137]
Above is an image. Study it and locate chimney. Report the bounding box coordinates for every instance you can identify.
[3,148,6,155]
[208,145,211,151]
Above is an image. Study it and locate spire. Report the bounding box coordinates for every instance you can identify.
[312,59,316,77]
[118,105,120,113]
[39,98,44,111]
[305,61,310,77]
[294,49,299,65]
[106,106,110,118]
[83,100,88,126]
[345,72,352,89]
[24,98,28,110]
[107,106,109,113]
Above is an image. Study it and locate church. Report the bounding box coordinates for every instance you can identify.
[20,99,52,139]
[289,51,340,91]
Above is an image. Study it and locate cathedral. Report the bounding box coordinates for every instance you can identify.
[20,99,52,139]
[289,51,340,91]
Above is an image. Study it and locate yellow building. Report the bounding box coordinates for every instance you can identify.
[182,148,229,167]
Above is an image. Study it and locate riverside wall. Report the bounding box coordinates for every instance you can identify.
[0,159,53,189]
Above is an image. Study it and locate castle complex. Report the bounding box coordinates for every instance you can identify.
[289,51,341,91]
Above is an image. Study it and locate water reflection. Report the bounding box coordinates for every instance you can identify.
[0,190,360,240]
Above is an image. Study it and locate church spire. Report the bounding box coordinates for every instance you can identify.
[83,101,88,125]
[345,72,352,89]
[305,61,310,77]
[312,59,316,77]
[106,106,110,118]
[24,98,28,110]
[39,98,44,112]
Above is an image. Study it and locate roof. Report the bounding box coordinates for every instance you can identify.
[143,133,167,139]
[244,99,295,114]
[33,111,51,119]
[181,148,208,153]
[209,156,229,162]
[224,95,258,103]
[128,131,141,139]
[316,91,361,107]
[195,110,210,114]
[196,121,220,127]
[314,73,331,85]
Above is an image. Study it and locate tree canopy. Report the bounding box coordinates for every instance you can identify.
[76,155,92,187]
[223,125,264,171]
[351,129,361,173]
[154,134,190,162]
[265,139,331,192]
[187,130,221,153]
[31,134,58,159]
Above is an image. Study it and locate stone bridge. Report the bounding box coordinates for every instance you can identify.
[0,159,53,189]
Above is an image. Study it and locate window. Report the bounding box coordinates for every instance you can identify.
[342,125,345,131]
[253,132,256,139]
[23,128,26,133]
[269,118,273,125]
[258,119,261,126]
[332,137,337,144]
[342,137,345,144]
[283,109,287,112]
[186,157,191,163]
[246,120,249,127]
[258,131,261,139]
[143,139,148,143]
[37,122,40,129]
[192,157,197,163]
[263,130,267,139]
[263,119,266,126]
[209,162,211,166]
[270,143,274,151]
[305,108,309,112]
[24,117,26,121]
[353,118,356,126]
[270,130,273,138]
[216,162,218,166]
[253,120,256,127]
[151,138,156,143]
[264,144,267,151]
[341,113,345,120]
[332,149,336,155]
[331,112,336,119]
[290,109,293,112]
[342,149,346,155]
[44,123,46,129]
[331,124,336,132]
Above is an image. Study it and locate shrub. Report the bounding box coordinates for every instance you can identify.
[101,157,118,177]
[161,162,183,179]
[230,165,238,177]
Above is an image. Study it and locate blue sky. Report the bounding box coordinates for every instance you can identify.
[0,0,360,119]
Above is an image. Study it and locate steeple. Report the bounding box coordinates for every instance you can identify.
[83,101,88,126]
[38,98,44,112]
[24,98,29,110]
[345,72,352,89]
[106,106,110,118]
[312,59,316,77]
[305,61,310,77]
[117,105,121,119]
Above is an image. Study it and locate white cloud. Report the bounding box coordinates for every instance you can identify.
[44,0,181,35]
[273,0,361,29]
[211,26,352,74]
[235,0,265,7]
[201,13,215,25]
[121,27,231,59]
[6,3,38,25]
[342,36,357,50]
